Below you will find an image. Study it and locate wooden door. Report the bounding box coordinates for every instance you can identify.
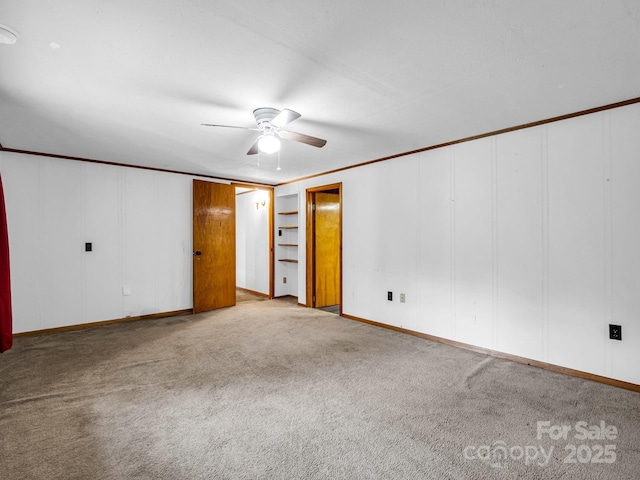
[193,180,236,313]
[313,191,341,307]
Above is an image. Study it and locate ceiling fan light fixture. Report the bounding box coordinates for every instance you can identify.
[202,106,326,157]
[258,134,280,154]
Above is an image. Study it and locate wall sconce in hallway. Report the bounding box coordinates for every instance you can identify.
[255,190,269,210]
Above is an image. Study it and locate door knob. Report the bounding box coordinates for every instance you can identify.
[193,250,202,256]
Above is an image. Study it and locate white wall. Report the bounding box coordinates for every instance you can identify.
[0,152,193,333]
[277,102,640,385]
[236,189,270,295]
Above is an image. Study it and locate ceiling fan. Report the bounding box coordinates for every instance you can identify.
[202,107,327,155]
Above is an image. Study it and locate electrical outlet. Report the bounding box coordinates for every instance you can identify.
[283,277,287,284]
[400,293,406,303]
[609,324,622,341]
[387,291,393,301]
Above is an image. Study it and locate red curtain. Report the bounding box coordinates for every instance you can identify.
[0,174,12,352]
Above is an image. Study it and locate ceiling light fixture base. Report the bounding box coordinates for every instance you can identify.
[253,107,279,129]
[0,24,20,45]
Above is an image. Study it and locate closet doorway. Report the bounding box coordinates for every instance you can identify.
[306,183,342,314]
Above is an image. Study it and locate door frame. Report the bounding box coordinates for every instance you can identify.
[306,183,342,311]
[232,183,275,299]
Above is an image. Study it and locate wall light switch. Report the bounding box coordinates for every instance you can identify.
[122,286,131,296]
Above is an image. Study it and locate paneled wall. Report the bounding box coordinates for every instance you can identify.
[2,101,639,385]
[0,153,193,333]
[278,102,640,385]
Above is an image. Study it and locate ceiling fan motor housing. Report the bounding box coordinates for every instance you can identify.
[253,107,279,129]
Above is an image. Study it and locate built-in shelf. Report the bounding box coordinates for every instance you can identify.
[276,195,299,297]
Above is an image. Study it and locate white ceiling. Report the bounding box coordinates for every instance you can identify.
[1,1,640,185]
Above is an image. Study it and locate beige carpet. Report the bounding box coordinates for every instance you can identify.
[1,299,639,479]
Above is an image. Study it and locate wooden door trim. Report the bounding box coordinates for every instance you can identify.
[305,183,342,311]
[232,183,275,299]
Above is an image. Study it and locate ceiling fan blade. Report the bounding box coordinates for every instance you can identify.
[279,130,327,148]
[247,138,260,155]
[271,109,301,128]
[201,124,260,131]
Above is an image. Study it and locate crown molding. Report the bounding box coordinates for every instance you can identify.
[0,147,275,187]
[278,95,640,186]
